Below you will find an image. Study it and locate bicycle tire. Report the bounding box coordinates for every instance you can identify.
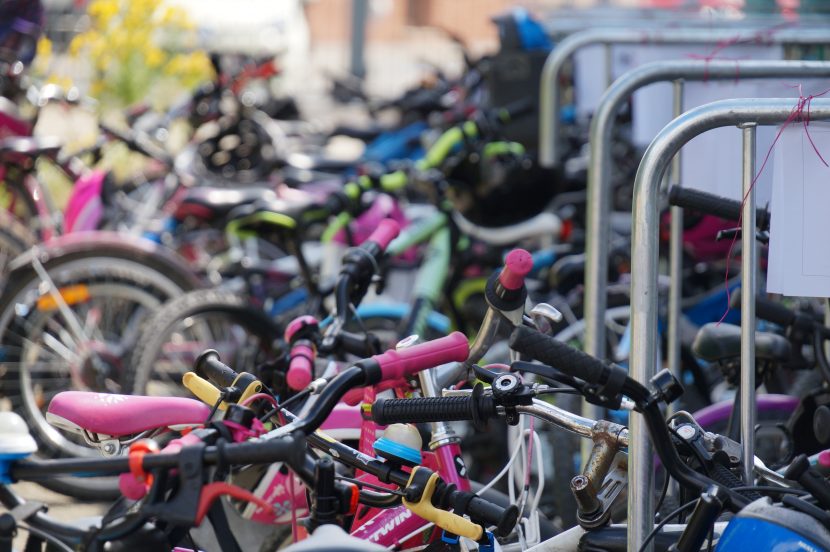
[127,288,281,396]
[0,208,36,292]
[0,236,200,500]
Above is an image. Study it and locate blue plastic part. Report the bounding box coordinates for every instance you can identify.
[363,122,429,164]
[267,287,309,317]
[373,436,422,466]
[318,303,451,335]
[479,532,496,552]
[0,452,32,484]
[716,515,825,551]
[560,105,577,125]
[512,8,553,52]
[683,284,741,327]
[528,249,557,276]
[441,531,460,545]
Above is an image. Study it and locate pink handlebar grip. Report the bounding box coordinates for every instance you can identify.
[498,249,533,290]
[372,332,469,381]
[365,219,401,251]
[286,343,315,391]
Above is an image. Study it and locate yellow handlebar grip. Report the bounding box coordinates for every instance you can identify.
[402,467,483,541]
[182,372,224,409]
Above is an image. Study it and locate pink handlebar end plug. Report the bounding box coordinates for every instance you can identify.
[498,249,533,290]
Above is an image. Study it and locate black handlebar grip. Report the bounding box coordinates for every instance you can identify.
[509,326,608,386]
[194,350,238,388]
[755,296,797,328]
[371,396,496,426]
[463,493,519,537]
[668,186,770,230]
[728,290,796,327]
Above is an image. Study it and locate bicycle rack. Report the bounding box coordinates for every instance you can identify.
[581,60,830,427]
[628,97,830,551]
[541,8,830,37]
[538,26,830,168]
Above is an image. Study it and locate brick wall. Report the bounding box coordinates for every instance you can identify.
[304,0,519,45]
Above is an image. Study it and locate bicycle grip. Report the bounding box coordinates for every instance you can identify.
[756,296,796,327]
[364,218,400,251]
[509,326,608,386]
[371,396,496,426]
[729,289,796,327]
[195,350,238,388]
[371,332,469,382]
[463,493,520,537]
[183,371,222,407]
[286,343,315,391]
[667,185,770,229]
[498,249,533,291]
[402,468,483,541]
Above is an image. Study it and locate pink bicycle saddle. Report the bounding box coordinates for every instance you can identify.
[46,392,211,437]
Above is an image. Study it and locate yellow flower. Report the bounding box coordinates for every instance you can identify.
[36,37,52,60]
[145,47,165,68]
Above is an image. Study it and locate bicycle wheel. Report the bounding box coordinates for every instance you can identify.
[127,289,281,397]
[0,209,36,293]
[0,237,199,499]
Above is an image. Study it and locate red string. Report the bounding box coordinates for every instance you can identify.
[685,23,796,83]
[718,84,830,323]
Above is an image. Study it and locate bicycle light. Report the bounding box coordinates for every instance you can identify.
[0,412,37,484]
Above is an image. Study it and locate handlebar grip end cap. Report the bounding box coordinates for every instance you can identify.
[498,505,520,537]
[499,249,533,291]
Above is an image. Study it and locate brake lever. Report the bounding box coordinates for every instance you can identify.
[510,360,581,389]
[473,363,505,384]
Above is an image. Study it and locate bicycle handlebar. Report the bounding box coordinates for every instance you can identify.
[508,325,616,387]
[372,392,497,426]
[10,434,305,481]
[667,185,770,231]
[507,326,752,511]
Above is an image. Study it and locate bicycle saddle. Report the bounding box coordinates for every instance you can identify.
[0,136,62,166]
[691,322,791,364]
[226,194,317,233]
[174,185,276,222]
[46,391,210,437]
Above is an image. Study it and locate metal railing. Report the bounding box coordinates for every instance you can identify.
[627,97,830,551]
[539,26,830,168]
[581,60,830,427]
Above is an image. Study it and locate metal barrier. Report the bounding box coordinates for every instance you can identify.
[581,60,830,425]
[539,26,830,168]
[628,97,830,551]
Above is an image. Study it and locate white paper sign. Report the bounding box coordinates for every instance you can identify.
[768,122,830,297]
